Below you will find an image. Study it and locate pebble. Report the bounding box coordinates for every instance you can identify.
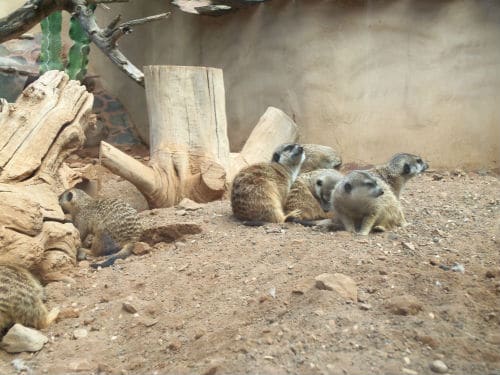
[314,273,357,301]
[178,198,203,211]
[73,328,88,339]
[1,324,48,353]
[402,242,416,251]
[132,242,151,255]
[122,302,138,314]
[429,360,448,373]
[359,303,372,311]
[168,339,182,351]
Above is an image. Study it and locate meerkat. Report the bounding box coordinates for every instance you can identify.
[331,170,406,235]
[0,263,59,335]
[59,188,141,268]
[231,143,305,225]
[273,143,342,173]
[285,169,344,221]
[367,153,428,198]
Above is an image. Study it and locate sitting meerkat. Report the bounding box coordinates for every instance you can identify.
[285,169,344,221]
[367,153,428,198]
[332,170,406,235]
[273,143,342,173]
[0,263,59,335]
[59,188,142,268]
[231,143,305,225]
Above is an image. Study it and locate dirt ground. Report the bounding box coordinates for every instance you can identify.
[1,150,499,375]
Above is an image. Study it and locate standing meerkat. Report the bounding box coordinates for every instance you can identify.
[285,169,344,221]
[332,170,406,235]
[0,263,59,335]
[231,143,305,225]
[274,143,342,173]
[367,153,428,198]
[59,188,141,268]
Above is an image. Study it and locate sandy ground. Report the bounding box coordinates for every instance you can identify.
[0,161,499,375]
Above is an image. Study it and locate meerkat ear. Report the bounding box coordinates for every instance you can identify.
[344,182,352,194]
[272,152,280,162]
[403,163,411,174]
[67,191,73,201]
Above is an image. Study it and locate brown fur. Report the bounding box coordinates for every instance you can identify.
[0,263,59,334]
[367,153,428,198]
[274,143,341,173]
[59,188,141,267]
[332,170,406,235]
[285,169,344,220]
[231,144,305,223]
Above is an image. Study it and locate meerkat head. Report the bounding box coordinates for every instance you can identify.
[59,188,92,214]
[313,170,344,212]
[388,153,428,178]
[340,170,384,201]
[272,143,305,176]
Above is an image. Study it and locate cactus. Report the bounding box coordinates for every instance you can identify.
[65,5,95,81]
[39,11,64,74]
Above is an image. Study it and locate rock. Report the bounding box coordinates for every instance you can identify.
[132,242,151,256]
[176,209,187,216]
[314,273,358,301]
[416,334,440,349]
[386,295,423,316]
[485,267,500,278]
[429,360,448,373]
[291,278,314,295]
[1,324,48,353]
[178,198,204,211]
[140,317,158,327]
[402,242,416,251]
[486,333,500,345]
[359,303,372,311]
[73,328,88,339]
[97,362,116,374]
[122,302,138,314]
[139,222,202,245]
[168,339,182,351]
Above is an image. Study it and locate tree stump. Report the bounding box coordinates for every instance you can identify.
[0,70,94,281]
[100,65,298,208]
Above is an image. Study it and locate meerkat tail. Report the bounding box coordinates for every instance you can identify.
[241,220,267,227]
[90,243,134,268]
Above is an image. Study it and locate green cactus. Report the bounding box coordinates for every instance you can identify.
[65,5,95,81]
[39,11,64,74]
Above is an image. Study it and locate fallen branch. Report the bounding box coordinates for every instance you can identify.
[0,0,169,86]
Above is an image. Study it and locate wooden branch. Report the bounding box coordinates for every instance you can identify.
[0,0,169,87]
[74,5,170,86]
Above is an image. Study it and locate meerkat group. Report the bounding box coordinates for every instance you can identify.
[231,144,428,235]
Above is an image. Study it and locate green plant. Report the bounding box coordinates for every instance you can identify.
[39,5,96,81]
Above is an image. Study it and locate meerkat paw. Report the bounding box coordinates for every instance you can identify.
[373,225,387,232]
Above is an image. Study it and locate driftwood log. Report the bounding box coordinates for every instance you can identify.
[0,70,94,282]
[100,65,298,208]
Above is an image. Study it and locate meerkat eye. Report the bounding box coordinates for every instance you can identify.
[67,191,73,201]
[272,152,280,162]
[365,181,375,188]
[344,182,352,193]
[316,180,323,187]
[403,163,411,174]
[284,145,293,152]
[416,158,422,164]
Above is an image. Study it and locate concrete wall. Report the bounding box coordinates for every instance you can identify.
[2,0,499,169]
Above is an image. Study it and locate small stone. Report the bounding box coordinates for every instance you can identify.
[132,242,151,256]
[291,278,314,295]
[176,209,187,216]
[122,302,137,314]
[178,198,203,211]
[451,263,465,273]
[429,360,448,373]
[486,333,500,345]
[140,318,158,327]
[1,324,48,353]
[402,368,418,375]
[485,267,500,278]
[314,273,357,301]
[416,334,439,349]
[73,328,88,339]
[97,363,115,374]
[194,331,205,340]
[402,242,416,251]
[168,339,182,351]
[386,295,423,316]
[359,303,372,311]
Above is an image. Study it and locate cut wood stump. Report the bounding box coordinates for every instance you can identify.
[100,65,298,208]
[0,70,94,281]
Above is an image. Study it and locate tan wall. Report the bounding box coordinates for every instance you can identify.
[3,1,499,169]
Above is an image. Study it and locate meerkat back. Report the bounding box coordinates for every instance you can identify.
[0,263,58,334]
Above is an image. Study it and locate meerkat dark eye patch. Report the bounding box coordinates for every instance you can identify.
[272,152,280,162]
[365,181,375,188]
[316,179,323,187]
[344,182,352,194]
[284,145,294,152]
[67,191,73,201]
[416,158,422,164]
[403,163,411,174]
